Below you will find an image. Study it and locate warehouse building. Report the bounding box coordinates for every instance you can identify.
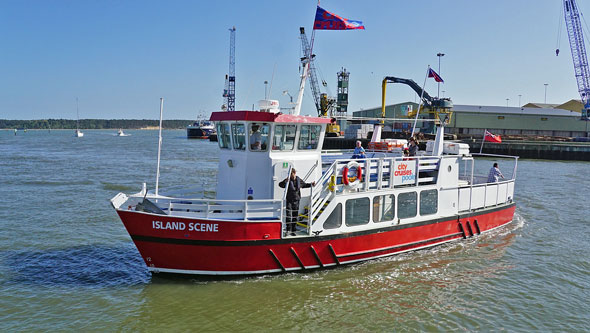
[352,100,589,137]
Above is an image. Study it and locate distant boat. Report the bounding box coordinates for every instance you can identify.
[187,119,215,139]
[116,129,130,137]
[74,98,84,138]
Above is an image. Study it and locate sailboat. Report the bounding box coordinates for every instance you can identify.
[74,98,84,138]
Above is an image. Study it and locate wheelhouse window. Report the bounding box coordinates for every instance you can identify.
[323,203,342,229]
[272,125,296,151]
[249,123,269,151]
[398,192,417,219]
[298,125,322,150]
[420,189,438,215]
[217,123,231,149]
[373,194,395,222]
[345,197,370,226]
[231,123,246,150]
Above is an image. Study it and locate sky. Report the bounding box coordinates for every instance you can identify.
[1,0,589,120]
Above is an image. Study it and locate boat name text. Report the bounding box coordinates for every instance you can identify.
[152,221,219,232]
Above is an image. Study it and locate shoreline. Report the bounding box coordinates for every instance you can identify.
[3,127,185,130]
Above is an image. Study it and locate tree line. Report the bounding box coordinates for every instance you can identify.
[0,119,195,129]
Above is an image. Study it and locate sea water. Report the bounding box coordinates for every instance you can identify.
[0,129,588,331]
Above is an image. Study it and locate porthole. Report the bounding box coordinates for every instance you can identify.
[448,165,452,172]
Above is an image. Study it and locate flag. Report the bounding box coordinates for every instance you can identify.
[484,130,502,143]
[314,6,365,30]
[427,68,444,83]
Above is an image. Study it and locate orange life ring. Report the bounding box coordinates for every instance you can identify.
[342,161,362,188]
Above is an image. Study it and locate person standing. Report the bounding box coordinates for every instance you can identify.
[279,168,315,236]
[408,138,418,157]
[487,163,505,182]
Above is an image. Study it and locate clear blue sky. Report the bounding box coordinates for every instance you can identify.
[1,0,588,120]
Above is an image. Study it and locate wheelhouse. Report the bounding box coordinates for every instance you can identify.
[210,111,332,202]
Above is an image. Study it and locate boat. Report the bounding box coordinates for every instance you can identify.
[186,119,216,139]
[117,129,129,137]
[74,129,84,138]
[110,97,518,276]
[74,98,84,138]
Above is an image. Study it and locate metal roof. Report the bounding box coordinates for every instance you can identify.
[451,105,580,117]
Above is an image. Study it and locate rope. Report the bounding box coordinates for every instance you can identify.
[557,2,563,55]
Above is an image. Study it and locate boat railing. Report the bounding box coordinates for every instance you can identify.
[148,196,283,221]
[456,178,515,212]
[456,153,518,212]
[329,155,441,191]
[308,161,339,232]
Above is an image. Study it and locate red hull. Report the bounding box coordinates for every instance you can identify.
[117,204,516,275]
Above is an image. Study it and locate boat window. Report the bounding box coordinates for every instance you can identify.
[420,189,438,215]
[398,192,417,219]
[323,203,342,229]
[231,123,246,150]
[373,194,395,222]
[272,125,296,151]
[217,123,231,149]
[345,197,370,226]
[298,125,322,150]
[249,123,269,151]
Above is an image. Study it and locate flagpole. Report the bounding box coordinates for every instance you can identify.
[155,98,164,196]
[411,66,429,138]
[479,128,486,153]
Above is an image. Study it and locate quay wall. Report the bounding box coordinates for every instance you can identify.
[323,137,590,161]
[461,139,590,161]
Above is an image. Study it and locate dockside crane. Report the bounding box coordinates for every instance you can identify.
[223,27,236,111]
[381,76,453,134]
[561,0,590,119]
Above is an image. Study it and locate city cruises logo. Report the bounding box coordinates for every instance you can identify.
[394,161,416,185]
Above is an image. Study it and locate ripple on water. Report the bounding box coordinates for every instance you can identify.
[2,244,151,287]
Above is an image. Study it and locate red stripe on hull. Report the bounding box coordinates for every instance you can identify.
[117,204,515,275]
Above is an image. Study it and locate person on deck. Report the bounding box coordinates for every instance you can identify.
[352,140,366,159]
[408,138,418,157]
[279,168,315,236]
[250,125,262,150]
[487,163,505,182]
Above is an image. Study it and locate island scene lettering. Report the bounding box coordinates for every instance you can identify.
[152,221,219,232]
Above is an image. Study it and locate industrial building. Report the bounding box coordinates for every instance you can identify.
[352,100,589,138]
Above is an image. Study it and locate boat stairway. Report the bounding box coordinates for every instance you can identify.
[299,201,331,226]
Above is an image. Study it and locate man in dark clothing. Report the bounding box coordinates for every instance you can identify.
[279,168,315,235]
[408,138,418,157]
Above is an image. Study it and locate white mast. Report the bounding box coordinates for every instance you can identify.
[293,62,309,116]
[155,98,164,196]
[76,97,80,131]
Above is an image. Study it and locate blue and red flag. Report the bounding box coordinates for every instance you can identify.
[427,68,444,83]
[314,6,365,30]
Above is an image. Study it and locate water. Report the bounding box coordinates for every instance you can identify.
[1,129,589,331]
